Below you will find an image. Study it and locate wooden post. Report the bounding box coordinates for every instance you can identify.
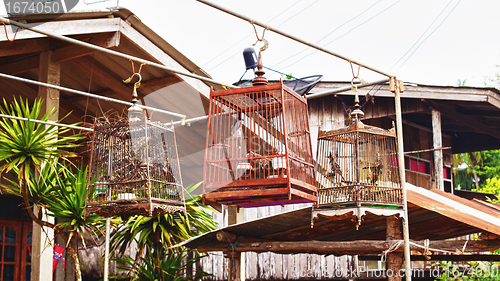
[387,215,403,281]
[392,77,412,281]
[32,50,60,281]
[227,206,245,281]
[432,109,444,191]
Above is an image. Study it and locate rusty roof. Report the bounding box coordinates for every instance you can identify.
[183,184,500,252]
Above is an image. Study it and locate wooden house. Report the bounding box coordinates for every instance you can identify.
[186,81,500,280]
[0,8,217,280]
[2,5,500,281]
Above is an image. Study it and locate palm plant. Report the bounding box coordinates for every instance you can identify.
[110,182,217,279]
[0,97,96,281]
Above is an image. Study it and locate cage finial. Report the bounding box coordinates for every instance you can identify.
[252,51,268,86]
[350,78,364,121]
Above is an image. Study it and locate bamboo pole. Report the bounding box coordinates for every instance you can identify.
[195,0,394,78]
[0,72,186,120]
[392,77,412,281]
[0,17,236,90]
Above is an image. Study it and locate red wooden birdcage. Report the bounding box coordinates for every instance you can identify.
[85,103,186,218]
[202,76,317,208]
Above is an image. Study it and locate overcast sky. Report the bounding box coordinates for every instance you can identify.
[4,0,500,87]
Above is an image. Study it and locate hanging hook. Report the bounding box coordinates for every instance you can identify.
[2,22,19,42]
[251,23,269,52]
[123,73,142,102]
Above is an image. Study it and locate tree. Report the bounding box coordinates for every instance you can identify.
[0,97,98,281]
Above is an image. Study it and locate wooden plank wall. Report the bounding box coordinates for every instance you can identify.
[196,205,355,280]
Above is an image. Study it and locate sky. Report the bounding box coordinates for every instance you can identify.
[3,0,500,88]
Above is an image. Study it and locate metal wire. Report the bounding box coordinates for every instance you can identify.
[0,72,186,119]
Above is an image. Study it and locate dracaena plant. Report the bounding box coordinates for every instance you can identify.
[110,182,217,278]
[0,97,93,281]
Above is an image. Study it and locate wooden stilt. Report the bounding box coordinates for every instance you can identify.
[387,215,403,281]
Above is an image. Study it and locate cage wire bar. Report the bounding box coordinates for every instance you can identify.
[203,81,317,208]
[316,122,402,207]
[85,116,186,218]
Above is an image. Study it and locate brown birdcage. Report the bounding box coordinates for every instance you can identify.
[202,78,317,208]
[85,104,186,218]
[313,93,403,228]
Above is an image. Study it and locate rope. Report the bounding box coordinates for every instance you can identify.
[381,240,404,262]
[381,239,470,262]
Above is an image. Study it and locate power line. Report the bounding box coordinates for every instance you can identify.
[277,0,401,71]
[389,0,454,72]
[392,0,461,73]
[206,0,320,73]
[201,0,303,70]
[271,0,383,69]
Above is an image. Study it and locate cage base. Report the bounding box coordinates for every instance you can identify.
[85,201,185,219]
[203,183,317,209]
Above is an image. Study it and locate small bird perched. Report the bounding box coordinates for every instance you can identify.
[327,152,344,182]
[247,151,273,178]
[368,153,384,185]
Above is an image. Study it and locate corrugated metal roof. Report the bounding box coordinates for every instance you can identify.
[183,184,500,252]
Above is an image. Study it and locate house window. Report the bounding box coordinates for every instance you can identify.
[0,197,32,281]
[405,156,430,174]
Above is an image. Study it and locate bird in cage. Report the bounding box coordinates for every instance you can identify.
[364,153,384,185]
[247,151,273,178]
[327,152,344,182]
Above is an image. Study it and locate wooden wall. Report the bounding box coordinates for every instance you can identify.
[195,205,355,280]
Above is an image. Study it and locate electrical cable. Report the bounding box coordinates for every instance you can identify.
[206,0,320,74]
[389,0,454,72]
[0,113,93,132]
[201,0,303,70]
[392,0,461,73]
[271,0,383,70]
[277,0,401,71]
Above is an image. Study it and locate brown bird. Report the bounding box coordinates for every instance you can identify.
[327,152,344,182]
[248,151,273,178]
[365,153,383,185]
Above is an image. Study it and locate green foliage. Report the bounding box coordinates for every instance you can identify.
[110,182,216,278]
[454,150,500,192]
[434,260,500,280]
[480,177,500,195]
[114,248,211,281]
[110,182,217,256]
[0,97,83,182]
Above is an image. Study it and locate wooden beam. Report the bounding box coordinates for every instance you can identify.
[424,100,500,140]
[0,55,39,75]
[70,57,132,101]
[0,18,122,41]
[0,32,121,75]
[64,75,179,102]
[53,32,121,63]
[0,37,55,57]
[359,254,500,262]
[195,239,500,255]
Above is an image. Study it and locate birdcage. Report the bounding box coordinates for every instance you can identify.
[85,104,186,218]
[315,102,402,210]
[202,79,317,208]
